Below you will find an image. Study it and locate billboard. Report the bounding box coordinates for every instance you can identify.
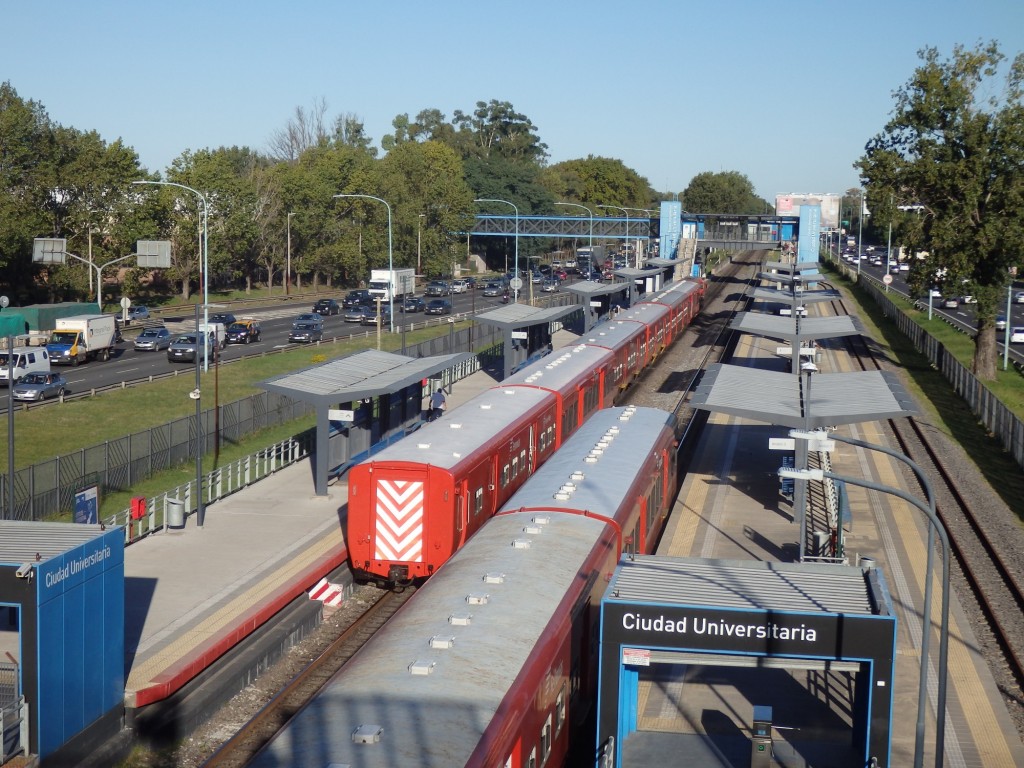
[776,193,840,230]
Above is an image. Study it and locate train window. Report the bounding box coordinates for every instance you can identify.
[555,686,566,735]
[475,487,484,516]
[520,449,527,473]
[526,747,537,768]
[512,455,519,479]
[501,464,510,488]
[540,715,553,765]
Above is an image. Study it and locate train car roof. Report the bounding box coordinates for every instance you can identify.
[579,317,648,349]
[641,277,703,308]
[251,407,675,767]
[500,343,614,393]
[500,406,675,514]
[250,509,607,768]
[615,301,670,326]
[357,385,553,468]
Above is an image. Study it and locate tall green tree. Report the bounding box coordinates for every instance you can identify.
[681,171,766,214]
[856,41,1024,380]
[539,156,654,209]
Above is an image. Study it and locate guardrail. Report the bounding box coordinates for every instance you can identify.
[105,433,311,542]
[5,314,487,414]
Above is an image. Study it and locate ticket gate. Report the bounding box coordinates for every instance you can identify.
[751,704,773,767]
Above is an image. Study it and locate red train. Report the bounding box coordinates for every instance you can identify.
[251,407,679,768]
[346,277,704,586]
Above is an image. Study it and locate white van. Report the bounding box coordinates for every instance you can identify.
[0,346,52,385]
[198,322,226,350]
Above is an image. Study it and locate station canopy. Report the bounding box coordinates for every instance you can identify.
[691,364,917,428]
[474,303,579,331]
[561,281,630,301]
[730,312,863,343]
[260,349,472,406]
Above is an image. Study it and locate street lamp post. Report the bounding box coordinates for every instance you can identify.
[474,199,519,302]
[780,442,950,768]
[621,207,654,268]
[286,212,294,296]
[132,180,210,372]
[857,189,864,278]
[334,193,394,332]
[597,205,629,269]
[417,213,425,276]
[555,202,594,270]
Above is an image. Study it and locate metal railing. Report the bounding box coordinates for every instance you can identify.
[107,433,312,541]
[837,263,1024,469]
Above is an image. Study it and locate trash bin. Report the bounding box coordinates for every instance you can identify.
[166,498,185,529]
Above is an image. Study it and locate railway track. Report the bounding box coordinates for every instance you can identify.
[840,298,1024,729]
[132,252,766,768]
[201,587,414,768]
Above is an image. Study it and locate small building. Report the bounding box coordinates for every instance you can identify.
[0,521,124,764]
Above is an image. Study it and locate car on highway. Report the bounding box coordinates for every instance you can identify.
[126,305,150,323]
[1011,327,1024,344]
[167,333,216,363]
[425,299,452,315]
[344,305,374,323]
[225,319,262,344]
[941,297,959,309]
[450,279,470,293]
[401,296,426,313]
[343,289,373,309]
[294,313,323,325]
[996,315,1008,331]
[11,372,68,401]
[288,322,324,343]
[313,298,340,316]
[361,306,392,326]
[133,327,172,351]
[540,278,560,292]
[209,312,236,326]
[482,281,504,297]
[425,280,451,297]
[1016,292,1024,305]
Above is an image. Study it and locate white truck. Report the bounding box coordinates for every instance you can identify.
[368,268,415,302]
[46,314,118,365]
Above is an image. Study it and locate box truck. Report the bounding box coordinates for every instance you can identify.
[368,268,415,302]
[46,314,118,365]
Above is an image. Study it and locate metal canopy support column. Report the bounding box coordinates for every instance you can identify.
[314,405,331,497]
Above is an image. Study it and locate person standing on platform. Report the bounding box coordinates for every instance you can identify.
[429,387,447,421]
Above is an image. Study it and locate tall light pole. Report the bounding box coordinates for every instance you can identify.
[779,444,950,768]
[598,205,631,269]
[856,189,865,278]
[621,207,654,268]
[555,202,594,268]
[474,198,519,302]
[286,212,295,296]
[334,193,393,332]
[133,180,210,371]
[417,213,425,276]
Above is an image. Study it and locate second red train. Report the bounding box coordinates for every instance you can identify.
[346,277,705,586]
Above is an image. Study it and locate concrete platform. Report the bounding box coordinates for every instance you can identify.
[122,362,506,711]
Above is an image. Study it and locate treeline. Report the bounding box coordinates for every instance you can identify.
[0,85,768,303]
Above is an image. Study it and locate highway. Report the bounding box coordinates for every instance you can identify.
[840,253,1024,363]
[0,281,551,410]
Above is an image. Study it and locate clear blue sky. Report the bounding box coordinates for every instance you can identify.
[4,0,1023,202]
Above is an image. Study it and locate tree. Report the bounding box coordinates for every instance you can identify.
[856,41,1024,380]
[452,100,548,163]
[681,171,765,214]
[539,156,654,209]
[267,98,330,163]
